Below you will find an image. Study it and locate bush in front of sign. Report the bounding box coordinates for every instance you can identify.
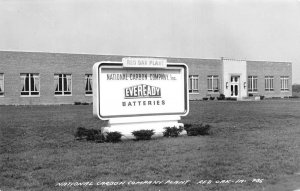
[184,123,193,129]
[184,124,211,136]
[74,127,121,143]
[132,129,155,141]
[94,133,106,143]
[105,132,123,143]
[163,126,184,137]
[75,127,102,141]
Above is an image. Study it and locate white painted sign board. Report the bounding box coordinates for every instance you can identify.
[93,58,189,137]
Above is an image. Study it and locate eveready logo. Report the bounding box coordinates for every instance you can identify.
[124,84,161,99]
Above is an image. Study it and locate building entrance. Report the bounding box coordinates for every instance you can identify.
[230,76,240,97]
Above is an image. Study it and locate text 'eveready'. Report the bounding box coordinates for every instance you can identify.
[125,84,161,99]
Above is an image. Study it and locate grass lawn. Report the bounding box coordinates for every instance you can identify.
[1,100,300,191]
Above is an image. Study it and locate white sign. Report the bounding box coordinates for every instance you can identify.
[122,57,167,68]
[93,60,188,120]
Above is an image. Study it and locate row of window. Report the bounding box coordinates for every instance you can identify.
[0,73,93,96]
[189,75,290,93]
[248,76,289,92]
[0,73,290,97]
[189,75,220,93]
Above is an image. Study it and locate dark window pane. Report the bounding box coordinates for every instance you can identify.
[88,80,92,91]
[30,75,34,91]
[25,76,29,91]
[64,77,67,91]
[59,77,62,91]
[85,79,89,91]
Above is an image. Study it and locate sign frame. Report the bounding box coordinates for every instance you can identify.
[93,61,189,120]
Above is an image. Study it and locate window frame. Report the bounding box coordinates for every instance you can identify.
[0,73,4,97]
[54,74,72,96]
[265,76,274,91]
[189,75,199,94]
[20,73,40,97]
[280,76,289,91]
[248,76,258,92]
[207,75,219,92]
[85,74,93,96]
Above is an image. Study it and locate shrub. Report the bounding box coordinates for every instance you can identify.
[75,127,86,140]
[184,123,193,129]
[75,127,102,141]
[74,102,91,105]
[217,94,225,100]
[89,129,103,141]
[132,129,155,140]
[105,131,122,143]
[203,97,209,101]
[260,95,265,100]
[163,126,183,137]
[209,97,215,100]
[184,123,211,136]
[94,133,106,143]
[225,97,237,101]
[75,128,123,143]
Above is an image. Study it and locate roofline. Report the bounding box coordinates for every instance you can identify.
[221,57,292,64]
[0,50,220,61]
[0,50,292,64]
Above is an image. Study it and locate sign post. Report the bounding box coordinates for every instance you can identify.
[93,57,189,138]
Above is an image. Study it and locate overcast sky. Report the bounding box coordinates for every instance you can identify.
[1,0,299,83]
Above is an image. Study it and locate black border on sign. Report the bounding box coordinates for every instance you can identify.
[97,62,188,119]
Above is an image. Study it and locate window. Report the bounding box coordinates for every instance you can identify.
[265,76,274,91]
[0,74,4,96]
[20,73,40,96]
[189,75,199,93]
[207,75,219,92]
[248,76,258,92]
[85,74,92,95]
[280,76,289,91]
[54,74,72,95]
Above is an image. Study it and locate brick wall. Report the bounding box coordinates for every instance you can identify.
[0,51,125,105]
[247,61,292,98]
[0,51,293,105]
[167,58,222,100]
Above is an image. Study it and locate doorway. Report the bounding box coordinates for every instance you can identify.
[230,76,240,97]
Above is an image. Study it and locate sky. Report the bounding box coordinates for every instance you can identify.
[0,0,300,83]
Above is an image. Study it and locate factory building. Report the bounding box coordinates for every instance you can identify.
[0,51,292,105]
